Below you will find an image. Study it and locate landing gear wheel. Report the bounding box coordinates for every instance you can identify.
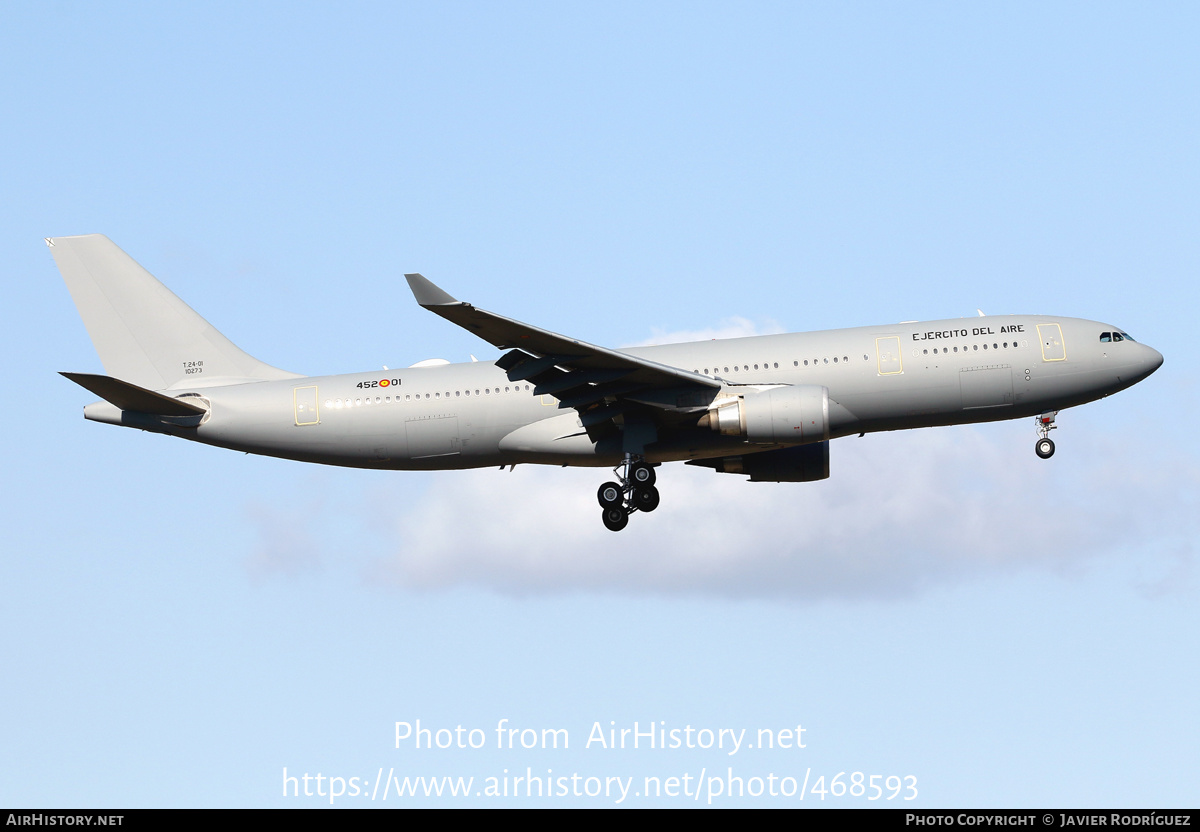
[632,485,660,513]
[630,461,656,486]
[1033,411,1058,460]
[602,505,629,532]
[597,482,623,508]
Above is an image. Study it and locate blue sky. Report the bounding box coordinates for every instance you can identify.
[1,2,1196,807]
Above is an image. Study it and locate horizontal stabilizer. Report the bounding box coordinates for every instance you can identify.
[60,372,207,417]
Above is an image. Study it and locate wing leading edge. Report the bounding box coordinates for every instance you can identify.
[404,274,722,443]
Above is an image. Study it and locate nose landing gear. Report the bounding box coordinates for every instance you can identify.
[1035,411,1057,459]
[597,454,660,531]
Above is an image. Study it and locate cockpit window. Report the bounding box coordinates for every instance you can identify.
[1112,333,1124,342]
[1121,332,1136,342]
[1100,332,1111,342]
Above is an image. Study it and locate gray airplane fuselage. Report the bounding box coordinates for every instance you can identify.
[51,233,1163,530]
[81,314,1162,470]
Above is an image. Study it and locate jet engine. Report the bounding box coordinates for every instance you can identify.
[696,385,829,444]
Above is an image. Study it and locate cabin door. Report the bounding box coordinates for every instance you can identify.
[293,385,320,426]
[1037,324,1067,362]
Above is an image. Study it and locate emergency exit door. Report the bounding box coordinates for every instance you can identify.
[876,336,904,375]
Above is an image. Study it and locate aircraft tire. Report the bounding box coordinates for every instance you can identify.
[630,461,656,486]
[632,485,660,513]
[597,482,624,508]
[602,506,629,532]
[1035,438,1055,459]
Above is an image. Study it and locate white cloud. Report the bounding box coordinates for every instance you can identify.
[630,317,786,347]
[366,424,1197,600]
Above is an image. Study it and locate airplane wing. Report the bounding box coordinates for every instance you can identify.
[405,274,721,433]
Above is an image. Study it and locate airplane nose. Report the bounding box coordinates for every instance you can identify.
[1146,345,1164,372]
[1137,344,1164,380]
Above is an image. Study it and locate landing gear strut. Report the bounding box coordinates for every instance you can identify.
[597,454,659,531]
[1035,411,1057,459]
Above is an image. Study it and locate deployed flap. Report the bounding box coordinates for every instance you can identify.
[47,235,301,390]
[403,274,721,404]
[61,372,208,417]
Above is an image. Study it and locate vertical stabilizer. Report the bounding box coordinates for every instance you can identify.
[48,234,301,389]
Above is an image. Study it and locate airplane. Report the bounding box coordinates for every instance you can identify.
[49,234,1164,531]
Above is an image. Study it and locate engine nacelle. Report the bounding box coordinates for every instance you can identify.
[687,442,831,482]
[697,385,829,444]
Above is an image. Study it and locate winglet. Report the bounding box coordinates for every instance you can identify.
[405,273,460,307]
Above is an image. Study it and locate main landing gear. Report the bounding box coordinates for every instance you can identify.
[597,454,659,531]
[1035,410,1057,459]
